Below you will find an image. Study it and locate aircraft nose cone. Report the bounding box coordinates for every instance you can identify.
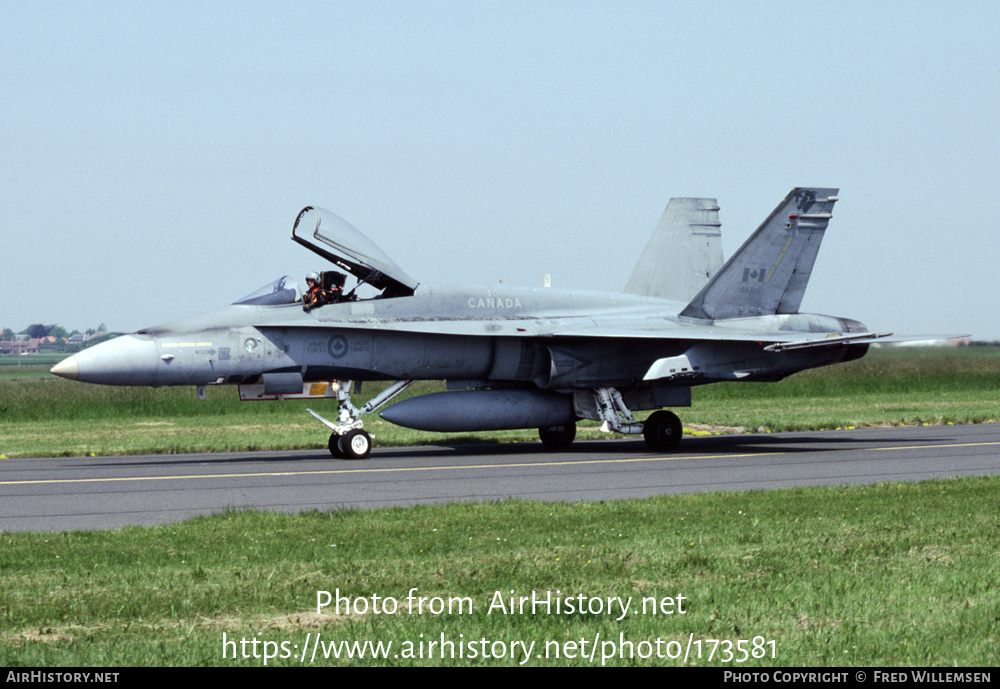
[58,334,160,385]
[50,357,80,380]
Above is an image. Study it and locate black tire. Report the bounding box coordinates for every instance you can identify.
[539,423,576,450]
[643,410,682,452]
[328,433,346,459]
[338,429,372,460]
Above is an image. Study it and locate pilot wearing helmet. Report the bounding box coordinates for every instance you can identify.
[302,272,326,312]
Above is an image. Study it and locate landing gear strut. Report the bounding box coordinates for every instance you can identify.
[591,387,684,453]
[308,380,414,459]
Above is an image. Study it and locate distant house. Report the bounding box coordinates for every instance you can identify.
[1,337,41,355]
[39,336,64,352]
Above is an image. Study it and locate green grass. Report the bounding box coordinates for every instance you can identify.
[0,355,65,370]
[2,347,999,458]
[0,363,56,380]
[1,478,997,666]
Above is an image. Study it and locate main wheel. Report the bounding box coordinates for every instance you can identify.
[338,429,372,460]
[539,423,576,450]
[643,410,682,452]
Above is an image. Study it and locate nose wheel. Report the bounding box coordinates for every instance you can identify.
[329,429,372,460]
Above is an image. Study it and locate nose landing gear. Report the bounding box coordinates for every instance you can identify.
[308,379,415,459]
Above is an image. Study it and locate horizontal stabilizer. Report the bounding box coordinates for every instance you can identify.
[763,333,970,352]
[763,332,894,352]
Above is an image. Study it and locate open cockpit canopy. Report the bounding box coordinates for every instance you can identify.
[291,206,418,297]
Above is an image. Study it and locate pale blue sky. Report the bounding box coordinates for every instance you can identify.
[3,1,998,337]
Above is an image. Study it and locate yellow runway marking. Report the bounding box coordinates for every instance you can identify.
[873,442,1000,452]
[4,440,999,488]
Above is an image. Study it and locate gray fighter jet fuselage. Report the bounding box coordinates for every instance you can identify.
[51,188,905,458]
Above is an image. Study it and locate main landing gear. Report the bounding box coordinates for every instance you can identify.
[538,423,577,450]
[537,387,683,453]
[641,409,683,452]
[307,380,414,459]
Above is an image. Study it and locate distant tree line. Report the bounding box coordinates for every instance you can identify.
[1,323,115,354]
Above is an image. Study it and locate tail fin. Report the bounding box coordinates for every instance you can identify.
[680,188,839,320]
[624,198,724,302]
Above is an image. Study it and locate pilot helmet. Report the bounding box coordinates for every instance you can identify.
[306,271,320,284]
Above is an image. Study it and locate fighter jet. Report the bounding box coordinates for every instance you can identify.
[51,188,917,459]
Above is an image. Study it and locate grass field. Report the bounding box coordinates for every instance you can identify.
[1,478,997,666]
[1,346,998,666]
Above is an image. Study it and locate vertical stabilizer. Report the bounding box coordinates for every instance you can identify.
[680,188,839,320]
[624,198,723,302]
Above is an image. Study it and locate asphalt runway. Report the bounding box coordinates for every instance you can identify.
[3,423,999,532]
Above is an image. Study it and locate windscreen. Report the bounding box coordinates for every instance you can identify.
[233,276,301,305]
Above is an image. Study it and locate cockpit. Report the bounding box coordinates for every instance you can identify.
[232,207,419,310]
